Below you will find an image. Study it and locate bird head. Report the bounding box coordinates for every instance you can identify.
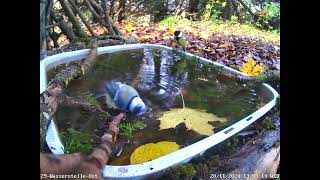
[174,30,183,38]
[129,97,149,117]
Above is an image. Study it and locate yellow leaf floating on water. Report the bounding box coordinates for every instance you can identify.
[130,141,179,164]
[158,108,227,136]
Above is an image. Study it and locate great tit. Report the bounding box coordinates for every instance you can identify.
[173,30,188,51]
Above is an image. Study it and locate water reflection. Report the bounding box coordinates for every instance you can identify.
[136,49,189,109]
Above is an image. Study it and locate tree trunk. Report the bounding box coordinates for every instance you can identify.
[68,0,97,37]
[40,0,47,60]
[224,0,233,20]
[231,0,241,22]
[50,8,77,41]
[109,0,115,17]
[46,0,54,25]
[236,0,255,18]
[188,0,200,14]
[48,30,60,48]
[88,0,104,15]
[117,0,125,22]
[59,0,87,38]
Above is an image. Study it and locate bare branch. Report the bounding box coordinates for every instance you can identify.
[68,0,97,37]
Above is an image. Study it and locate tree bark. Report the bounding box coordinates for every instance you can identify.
[40,41,98,150]
[46,0,54,26]
[233,71,280,84]
[88,0,104,15]
[59,0,87,38]
[117,0,126,22]
[188,0,200,14]
[48,30,61,48]
[109,0,115,17]
[50,8,77,41]
[68,0,97,37]
[224,0,233,20]
[40,113,126,180]
[236,0,255,18]
[40,0,47,59]
[85,0,116,35]
[101,0,122,35]
[231,0,241,21]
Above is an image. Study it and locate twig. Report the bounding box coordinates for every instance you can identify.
[68,0,97,37]
[46,22,62,29]
[174,87,185,109]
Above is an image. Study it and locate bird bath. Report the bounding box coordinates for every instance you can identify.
[40,44,278,179]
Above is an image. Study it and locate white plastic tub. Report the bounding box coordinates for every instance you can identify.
[40,44,279,179]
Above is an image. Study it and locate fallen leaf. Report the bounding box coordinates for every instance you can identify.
[130,141,179,164]
[158,108,227,136]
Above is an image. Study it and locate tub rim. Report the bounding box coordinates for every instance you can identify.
[40,44,279,179]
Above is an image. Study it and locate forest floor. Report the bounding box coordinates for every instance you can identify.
[58,18,280,73]
[118,18,280,73]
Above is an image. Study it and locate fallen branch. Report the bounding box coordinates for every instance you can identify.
[40,41,98,150]
[228,71,280,84]
[97,39,124,46]
[46,36,128,56]
[40,113,126,180]
[60,95,108,116]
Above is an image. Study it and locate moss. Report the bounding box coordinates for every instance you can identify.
[220,136,240,155]
[159,163,196,180]
[59,128,95,154]
[119,120,147,139]
[275,95,280,110]
[261,117,275,130]
[82,94,101,109]
[193,163,209,179]
[159,16,178,27]
[208,155,220,167]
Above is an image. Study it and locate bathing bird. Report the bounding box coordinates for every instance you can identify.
[96,80,148,116]
[173,30,188,51]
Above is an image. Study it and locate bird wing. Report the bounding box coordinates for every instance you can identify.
[178,36,187,48]
[173,38,179,45]
[106,80,122,100]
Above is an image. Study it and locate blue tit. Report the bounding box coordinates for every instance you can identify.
[173,30,188,51]
[99,80,148,116]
